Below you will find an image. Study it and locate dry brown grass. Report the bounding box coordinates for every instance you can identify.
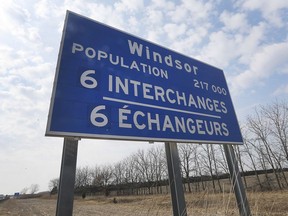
[1,190,288,215]
[74,190,288,215]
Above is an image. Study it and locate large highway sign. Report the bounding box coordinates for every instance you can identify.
[46,11,243,145]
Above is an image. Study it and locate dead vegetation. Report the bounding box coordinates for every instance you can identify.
[1,190,288,215]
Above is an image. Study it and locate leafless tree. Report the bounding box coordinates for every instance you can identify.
[90,165,103,186]
[234,144,248,188]
[248,107,283,189]
[21,187,29,195]
[113,161,125,185]
[149,146,166,193]
[241,127,264,190]
[262,100,288,161]
[178,143,194,192]
[48,178,59,191]
[30,184,39,194]
[101,165,113,186]
[193,145,206,191]
[261,100,288,187]
[75,166,91,188]
[200,144,223,192]
[134,149,154,194]
[123,155,139,185]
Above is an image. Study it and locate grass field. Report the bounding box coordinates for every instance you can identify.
[1,190,288,215]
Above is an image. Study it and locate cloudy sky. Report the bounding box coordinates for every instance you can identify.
[0,0,287,195]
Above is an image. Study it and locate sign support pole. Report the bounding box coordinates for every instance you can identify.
[165,142,187,216]
[56,137,79,216]
[223,144,251,216]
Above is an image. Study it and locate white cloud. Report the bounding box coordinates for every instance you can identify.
[164,23,187,40]
[150,0,175,10]
[197,30,240,68]
[240,0,288,27]
[114,0,144,12]
[0,43,54,146]
[231,41,288,92]
[220,11,249,32]
[163,26,208,55]
[273,84,288,96]
[0,1,46,49]
[195,19,267,69]
[34,0,59,19]
[237,22,266,64]
[142,0,214,56]
[184,0,213,16]
[168,0,213,25]
[59,0,143,33]
[0,1,31,33]
[62,1,127,30]
[167,4,188,23]
[146,9,164,26]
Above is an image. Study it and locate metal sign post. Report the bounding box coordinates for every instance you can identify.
[223,144,251,216]
[165,142,187,216]
[56,137,79,216]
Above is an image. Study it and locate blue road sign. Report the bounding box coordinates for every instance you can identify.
[46,11,243,145]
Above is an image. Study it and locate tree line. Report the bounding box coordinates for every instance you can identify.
[49,100,288,195]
